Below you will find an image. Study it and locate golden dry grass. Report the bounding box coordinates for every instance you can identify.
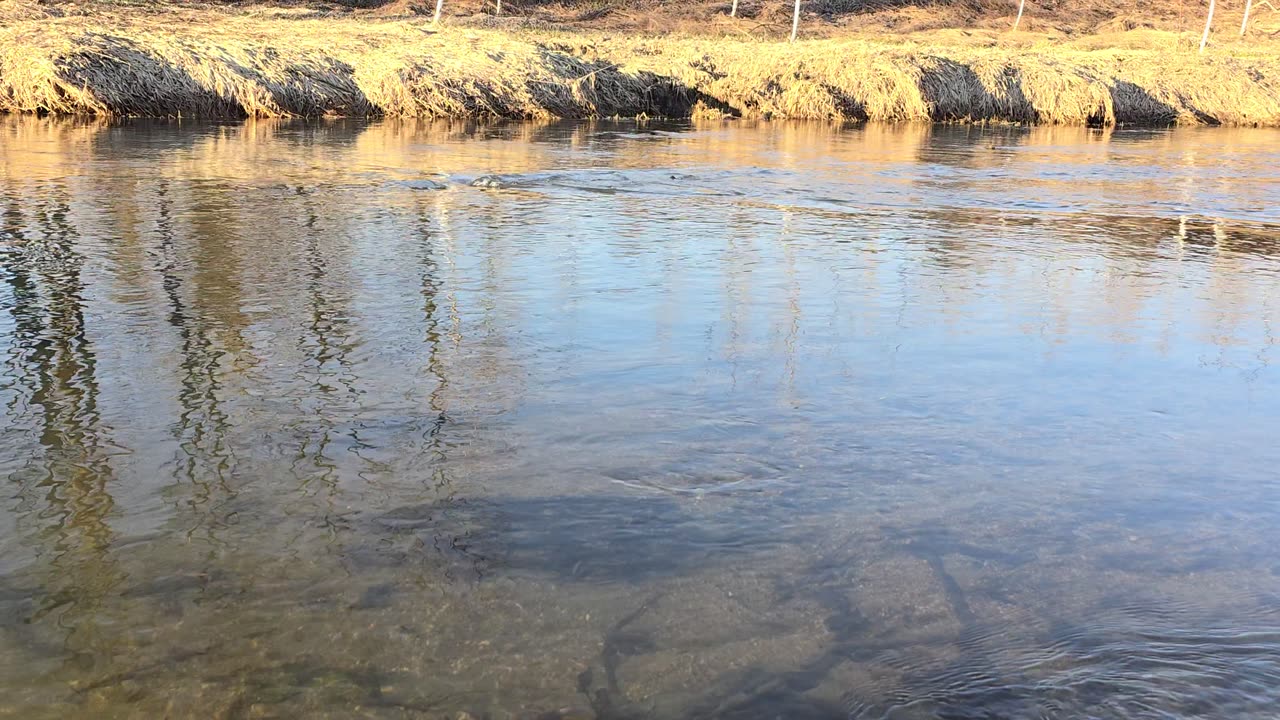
[1,1,1279,125]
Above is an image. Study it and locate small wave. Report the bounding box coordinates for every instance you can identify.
[850,605,1280,719]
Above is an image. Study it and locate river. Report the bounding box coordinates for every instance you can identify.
[2,117,1279,718]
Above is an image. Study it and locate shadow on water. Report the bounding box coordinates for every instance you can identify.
[365,494,796,584]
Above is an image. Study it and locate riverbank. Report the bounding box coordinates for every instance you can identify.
[3,2,1280,125]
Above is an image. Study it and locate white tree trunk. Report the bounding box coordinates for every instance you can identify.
[1013,0,1026,31]
[1199,0,1215,52]
[433,0,443,24]
[496,0,501,15]
[790,0,801,42]
[1241,0,1254,35]
[730,0,738,17]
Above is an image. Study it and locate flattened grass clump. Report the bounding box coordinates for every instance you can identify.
[629,39,1280,125]
[1,2,1278,126]
[0,7,669,119]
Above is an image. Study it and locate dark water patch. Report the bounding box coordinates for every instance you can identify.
[886,527,1039,568]
[368,494,796,584]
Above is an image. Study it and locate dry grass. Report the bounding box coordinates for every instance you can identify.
[1,0,1279,124]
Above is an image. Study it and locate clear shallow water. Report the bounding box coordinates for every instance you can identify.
[1,116,1279,719]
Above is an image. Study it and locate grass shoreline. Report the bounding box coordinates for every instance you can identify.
[3,4,1280,126]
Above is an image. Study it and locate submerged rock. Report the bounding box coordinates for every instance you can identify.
[471,174,507,189]
[407,179,447,191]
[523,707,594,720]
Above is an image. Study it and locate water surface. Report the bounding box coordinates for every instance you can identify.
[2,117,1280,718]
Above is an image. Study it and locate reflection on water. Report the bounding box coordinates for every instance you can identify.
[1,116,1280,718]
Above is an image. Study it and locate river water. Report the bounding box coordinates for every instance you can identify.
[1,117,1279,719]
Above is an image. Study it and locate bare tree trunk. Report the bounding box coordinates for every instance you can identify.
[496,0,501,15]
[1013,0,1026,31]
[731,0,739,17]
[790,0,801,42]
[433,0,443,24]
[1241,0,1254,34]
[1199,0,1215,52]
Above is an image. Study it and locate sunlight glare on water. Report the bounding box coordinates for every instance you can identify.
[1,117,1279,718]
